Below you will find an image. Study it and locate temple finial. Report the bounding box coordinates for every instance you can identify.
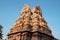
[35,4,42,13]
[21,4,30,12]
[35,4,40,10]
[24,4,29,9]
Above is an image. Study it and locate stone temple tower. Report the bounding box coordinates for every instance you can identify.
[8,4,57,40]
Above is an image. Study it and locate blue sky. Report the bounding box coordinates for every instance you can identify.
[0,0,60,39]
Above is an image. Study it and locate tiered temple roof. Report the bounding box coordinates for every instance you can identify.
[9,4,51,35]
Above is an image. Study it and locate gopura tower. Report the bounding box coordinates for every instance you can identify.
[8,4,57,40]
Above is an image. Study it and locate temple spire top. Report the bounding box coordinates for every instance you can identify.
[21,4,30,12]
[24,4,29,9]
[35,4,41,11]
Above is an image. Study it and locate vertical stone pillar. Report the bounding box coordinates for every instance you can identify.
[31,32,41,40]
[21,32,31,40]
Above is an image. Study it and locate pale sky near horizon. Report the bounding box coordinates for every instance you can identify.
[0,0,60,39]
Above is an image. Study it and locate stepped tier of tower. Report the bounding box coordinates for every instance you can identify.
[8,4,52,36]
